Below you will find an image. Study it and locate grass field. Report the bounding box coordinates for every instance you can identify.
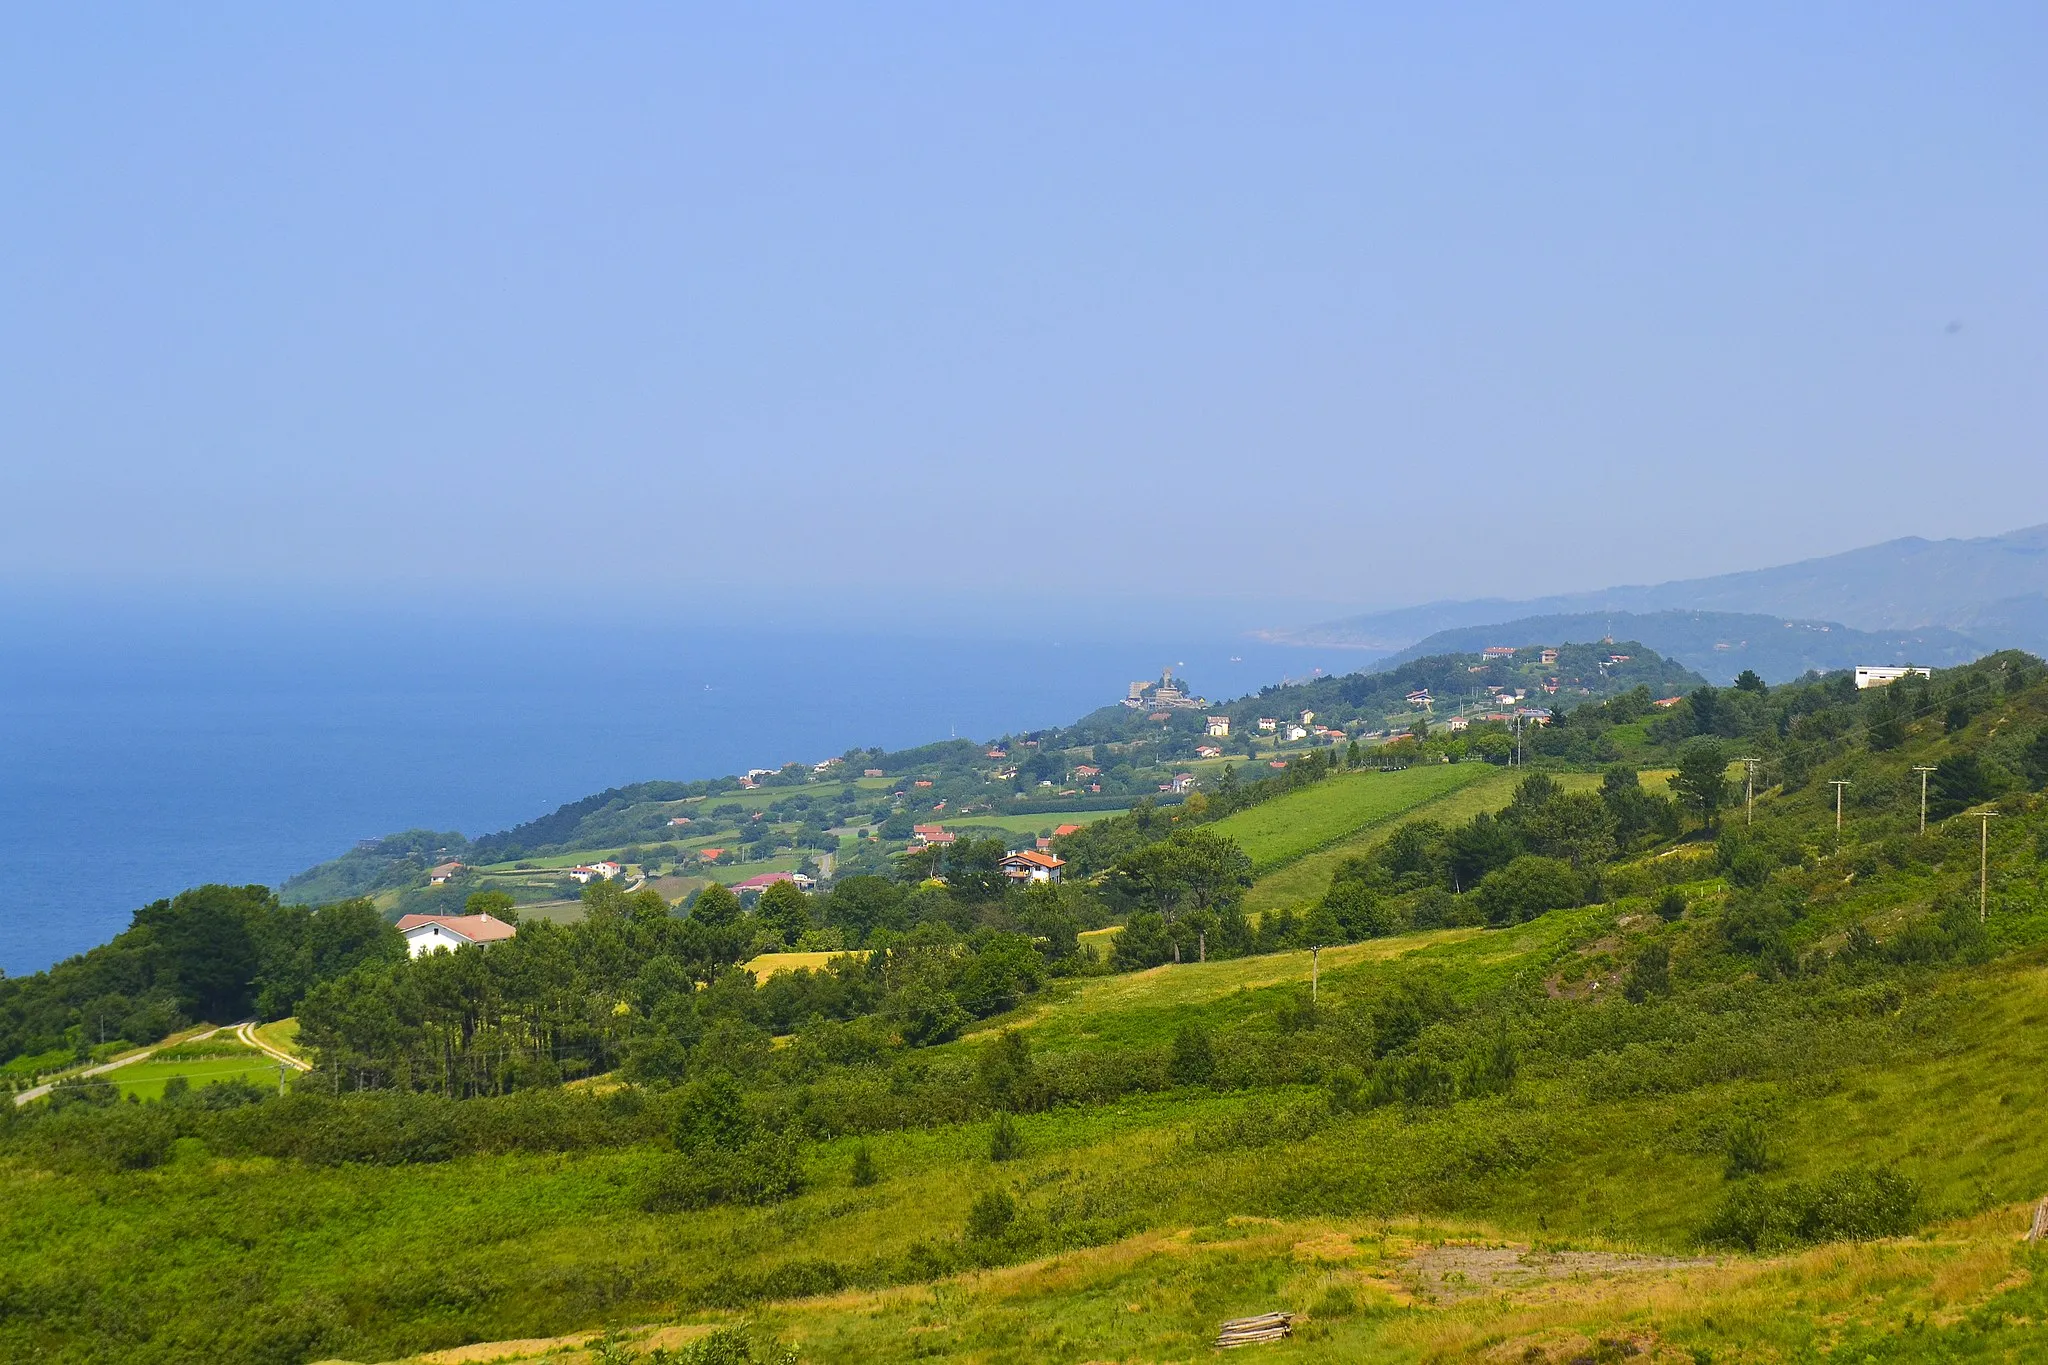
[742,950,872,981]
[106,1043,281,1102]
[937,810,1119,836]
[1207,766,1487,876]
[1242,768,1601,917]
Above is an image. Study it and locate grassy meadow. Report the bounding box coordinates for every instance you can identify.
[1240,769,1601,917]
[1207,764,1485,876]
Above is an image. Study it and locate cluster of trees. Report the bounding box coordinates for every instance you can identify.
[294,870,1097,1096]
[0,887,399,1073]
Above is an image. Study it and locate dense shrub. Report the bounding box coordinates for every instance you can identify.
[1474,856,1585,926]
[1701,1167,1921,1250]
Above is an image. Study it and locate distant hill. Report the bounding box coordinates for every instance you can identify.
[1378,610,1985,685]
[1272,522,2048,659]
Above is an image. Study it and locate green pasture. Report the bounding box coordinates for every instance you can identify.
[1208,764,1486,876]
[1242,767,1600,916]
[106,1044,282,1102]
[938,810,1119,836]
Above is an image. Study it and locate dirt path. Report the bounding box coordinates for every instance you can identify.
[235,1020,312,1072]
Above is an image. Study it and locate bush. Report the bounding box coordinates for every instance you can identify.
[1168,1025,1215,1086]
[1700,1167,1921,1250]
[1723,1116,1770,1179]
[850,1143,877,1187]
[1473,856,1585,927]
[965,1189,1017,1243]
[988,1112,1023,1162]
[642,1134,806,1211]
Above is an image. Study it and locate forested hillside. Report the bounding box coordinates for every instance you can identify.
[8,653,2048,1361]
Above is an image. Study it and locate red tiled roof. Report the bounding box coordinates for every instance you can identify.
[396,914,517,944]
[1002,850,1066,870]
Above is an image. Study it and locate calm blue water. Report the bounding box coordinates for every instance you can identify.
[0,600,1349,974]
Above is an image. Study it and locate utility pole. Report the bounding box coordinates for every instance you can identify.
[1912,766,1936,835]
[277,1060,289,1097]
[1980,813,1991,920]
[1828,779,1851,834]
[1738,757,1760,825]
[1311,945,1321,1004]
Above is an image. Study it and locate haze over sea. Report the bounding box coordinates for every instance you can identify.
[0,598,1334,976]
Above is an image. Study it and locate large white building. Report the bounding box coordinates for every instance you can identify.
[1855,666,1933,689]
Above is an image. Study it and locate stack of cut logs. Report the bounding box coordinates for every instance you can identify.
[1215,1312,1293,1348]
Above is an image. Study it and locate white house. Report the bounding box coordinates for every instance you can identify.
[568,860,622,884]
[426,861,464,886]
[1855,666,1932,689]
[1000,850,1065,883]
[1286,724,1309,742]
[1206,716,1231,737]
[396,913,517,958]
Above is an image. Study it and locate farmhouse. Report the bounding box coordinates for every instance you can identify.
[999,849,1065,883]
[1197,745,1222,758]
[1539,648,1559,665]
[1206,716,1231,737]
[567,861,621,883]
[396,913,517,958]
[1257,717,1278,732]
[427,861,464,886]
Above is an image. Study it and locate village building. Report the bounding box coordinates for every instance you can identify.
[396,913,517,958]
[1447,715,1470,732]
[1855,666,1933,688]
[1000,849,1065,883]
[1482,646,1517,659]
[1257,717,1278,732]
[1206,715,1231,737]
[1052,823,1083,838]
[427,861,465,886]
[1539,648,1559,665]
[567,861,621,884]
[1196,745,1222,759]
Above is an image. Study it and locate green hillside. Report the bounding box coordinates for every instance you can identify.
[10,652,2048,1361]
[1205,764,1484,874]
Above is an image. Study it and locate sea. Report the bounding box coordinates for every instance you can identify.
[0,598,1356,976]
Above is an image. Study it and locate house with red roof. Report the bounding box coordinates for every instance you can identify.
[999,849,1065,884]
[396,913,517,958]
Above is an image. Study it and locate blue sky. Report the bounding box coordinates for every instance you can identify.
[3,4,2043,628]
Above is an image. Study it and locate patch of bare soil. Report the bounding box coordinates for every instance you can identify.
[1405,1241,1712,1304]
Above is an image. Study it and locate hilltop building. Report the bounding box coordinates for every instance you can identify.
[1121,668,1206,710]
[1855,666,1933,689]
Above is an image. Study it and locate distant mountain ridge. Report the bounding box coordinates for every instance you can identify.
[1378,610,1984,686]
[1272,523,2048,665]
